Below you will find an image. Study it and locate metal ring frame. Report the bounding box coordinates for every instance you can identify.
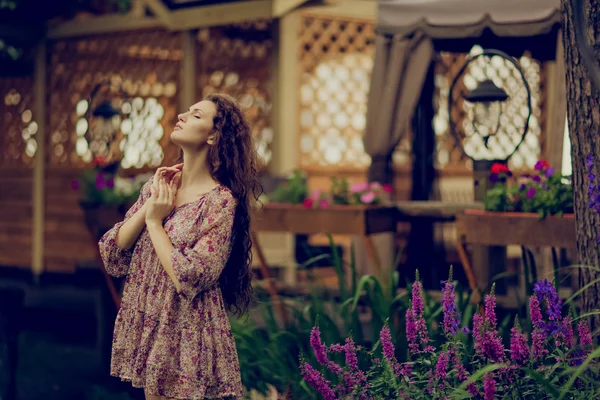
[447,49,532,162]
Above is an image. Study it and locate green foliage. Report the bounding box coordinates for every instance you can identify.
[267,170,308,204]
[484,160,573,218]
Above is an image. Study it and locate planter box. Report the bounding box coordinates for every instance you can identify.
[252,203,398,235]
[79,201,128,241]
[456,209,576,249]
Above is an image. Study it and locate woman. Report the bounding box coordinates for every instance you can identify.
[99,93,260,400]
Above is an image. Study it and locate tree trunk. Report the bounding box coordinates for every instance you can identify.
[562,0,600,333]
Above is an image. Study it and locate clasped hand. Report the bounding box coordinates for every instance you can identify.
[145,164,182,225]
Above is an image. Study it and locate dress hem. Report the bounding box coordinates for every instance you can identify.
[112,373,242,400]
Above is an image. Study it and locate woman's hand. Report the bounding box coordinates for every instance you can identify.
[145,177,179,226]
[152,163,183,193]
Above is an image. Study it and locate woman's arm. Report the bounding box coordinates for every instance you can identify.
[147,188,237,299]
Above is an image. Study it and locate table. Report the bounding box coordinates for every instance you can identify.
[455,209,577,298]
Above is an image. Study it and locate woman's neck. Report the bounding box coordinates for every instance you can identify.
[180,148,217,189]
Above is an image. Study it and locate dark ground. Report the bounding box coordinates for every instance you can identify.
[0,269,143,400]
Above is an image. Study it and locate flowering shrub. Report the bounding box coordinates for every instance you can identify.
[484,159,573,217]
[73,156,151,206]
[302,179,392,209]
[301,269,599,399]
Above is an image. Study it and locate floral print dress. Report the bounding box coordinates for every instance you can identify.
[99,176,243,399]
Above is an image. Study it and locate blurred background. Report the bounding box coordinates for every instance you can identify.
[0,0,582,399]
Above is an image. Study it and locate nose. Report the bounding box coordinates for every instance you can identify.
[177,111,187,121]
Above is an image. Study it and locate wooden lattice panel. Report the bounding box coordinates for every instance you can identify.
[298,13,378,169]
[47,30,182,168]
[196,21,274,166]
[0,77,36,167]
[435,47,547,171]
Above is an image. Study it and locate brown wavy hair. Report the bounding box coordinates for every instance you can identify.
[203,93,261,316]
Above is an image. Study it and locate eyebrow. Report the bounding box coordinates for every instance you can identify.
[189,108,205,116]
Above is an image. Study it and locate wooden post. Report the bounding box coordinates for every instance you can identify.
[180,30,196,111]
[269,11,299,176]
[471,159,507,293]
[32,41,46,276]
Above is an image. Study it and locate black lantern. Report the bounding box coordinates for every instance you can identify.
[463,79,509,147]
[448,48,532,162]
[84,80,127,159]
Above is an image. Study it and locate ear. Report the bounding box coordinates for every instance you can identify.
[207,133,217,145]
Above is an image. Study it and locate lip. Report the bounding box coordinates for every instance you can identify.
[174,123,183,130]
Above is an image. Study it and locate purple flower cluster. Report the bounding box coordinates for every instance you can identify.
[300,362,337,400]
[435,350,450,382]
[406,274,434,354]
[529,295,549,361]
[483,374,496,400]
[473,286,505,363]
[95,173,115,190]
[310,326,343,374]
[380,324,411,378]
[510,318,530,365]
[533,280,562,324]
[441,267,460,336]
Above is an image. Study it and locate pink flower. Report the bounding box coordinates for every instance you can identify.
[360,191,376,204]
[310,189,322,201]
[369,182,382,191]
[350,182,369,193]
[300,362,337,400]
[319,199,331,208]
[510,319,530,365]
[303,198,314,209]
[382,184,392,193]
[483,374,496,400]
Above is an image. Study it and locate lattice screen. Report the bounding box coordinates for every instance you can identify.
[298,14,380,169]
[47,30,182,168]
[196,21,274,167]
[0,77,36,167]
[434,46,546,170]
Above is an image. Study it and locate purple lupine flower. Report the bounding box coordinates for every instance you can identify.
[71,180,80,191]
[526,186,536,198]
[380,324,410,377]
[474,289,505,363]
[461,326,471,335]
[531,328,548,362]
[578,320,593,350]
[406,308,418,354]
[435,350,450,381]
[311,326,343,374]
[406,273,433,354]
[467,382,479,397]
[412,272,425,316]
[532,175,542,183]
[518,183,526,191]
[529,294,544,330]
[300,362,337,400]
[545,167,555,177]
[533,279,562,322]
[344,337,359,371]
[483,374,496,400]
[450,349,468,381]
[484,286,498,329]
[310,326,329,365]
[489,174,499,183]
[441,267,460,335]
[510,318,530,365]
[342,338,369,397]
[557,314,574,348]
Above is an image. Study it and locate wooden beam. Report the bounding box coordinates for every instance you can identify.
[272,0,309,18]
[32,41,46,276]
[301,0,376,20]
[269,11,299,176]
[179,30,197,110]
[143,0,174,29]
[169,0,273,30]
[47,14,162,39]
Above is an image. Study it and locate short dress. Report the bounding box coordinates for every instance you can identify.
[98,176,243,399]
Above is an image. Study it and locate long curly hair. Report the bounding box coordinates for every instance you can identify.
[203,93,261,316]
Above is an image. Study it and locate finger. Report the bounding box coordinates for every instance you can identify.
[172,163,184,170]
[167,182,175,205]
[172,172,182,189]
[159,180,168,203]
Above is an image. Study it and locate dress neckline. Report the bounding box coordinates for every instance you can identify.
[174,184,222,210]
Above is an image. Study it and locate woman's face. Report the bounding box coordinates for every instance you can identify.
[170,100,218,149]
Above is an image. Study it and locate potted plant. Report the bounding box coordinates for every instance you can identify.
[457,160,576,249]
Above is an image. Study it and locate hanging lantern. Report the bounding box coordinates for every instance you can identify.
[88,100,121,157]
[463,79,509,148]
